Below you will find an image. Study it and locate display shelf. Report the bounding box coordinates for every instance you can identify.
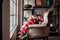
[33,6,50,8]
[23,8,33,10]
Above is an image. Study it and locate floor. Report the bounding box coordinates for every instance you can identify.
[19,33,60,40]
[48,36,60,40]
[19,34,60,40]
[34,36,60,40]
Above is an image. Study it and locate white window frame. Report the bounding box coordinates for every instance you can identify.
[10,0,18,38]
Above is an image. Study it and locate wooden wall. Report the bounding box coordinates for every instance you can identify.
[2,0,22,40]
[2,0,10,40]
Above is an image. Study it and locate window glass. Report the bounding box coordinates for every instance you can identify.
[10,0,18,38]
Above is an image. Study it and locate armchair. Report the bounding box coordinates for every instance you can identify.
[27,24,49,40]
[27,12,49,40]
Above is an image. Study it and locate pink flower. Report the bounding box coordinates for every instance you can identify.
[33,19,37,23]
[20,23,28,33]
[37,16,41,20]
[18,32,21,35]
[39,22,42,24]
[21,27,27,33]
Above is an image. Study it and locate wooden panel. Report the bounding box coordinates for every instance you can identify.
[2,0,10,40]
[18,0,22,26]
[0,0,2,40]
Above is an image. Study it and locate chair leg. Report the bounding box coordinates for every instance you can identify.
[43,37,48,40]
[43,37,45,40]
[46,37,48,40]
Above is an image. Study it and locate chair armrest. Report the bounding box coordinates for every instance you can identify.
[28,24,47,29]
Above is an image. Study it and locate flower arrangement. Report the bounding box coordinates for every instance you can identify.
[18,12,45,40]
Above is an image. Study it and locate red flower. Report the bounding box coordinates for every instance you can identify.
[41,19,44,22]
[27,21,32,26]
[20,23,28,33]
[21,27,27,33]
[31,21,35,24]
